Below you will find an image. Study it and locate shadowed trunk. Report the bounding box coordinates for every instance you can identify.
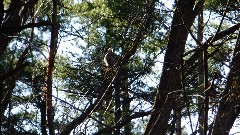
[211,30,240,135]
[144,0,204,134]
[45,0,58,134]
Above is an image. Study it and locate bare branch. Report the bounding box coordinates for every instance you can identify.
[0,21,52,32]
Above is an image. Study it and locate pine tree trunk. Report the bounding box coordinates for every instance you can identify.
[40,100,47,135]
[114,80,121,135]
[45,0,58,135]
[0,81,3,134]
[197,6,205,135]
[144,0,202,134]
[122,69,132,135]
[211,31,240,135]
[175,97,181,135]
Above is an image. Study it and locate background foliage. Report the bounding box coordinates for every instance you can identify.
[0,0,239,134]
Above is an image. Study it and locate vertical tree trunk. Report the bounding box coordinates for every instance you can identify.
[144,0,202,134]
[203,38,209,135]
[40,100,47,135]
[114,80,121,135]
[33,75,47,135]
[197,6,204,135]
[122,68,131,135]
[0,81,3,134]
[45,0,58,135]
[175,97,181,135]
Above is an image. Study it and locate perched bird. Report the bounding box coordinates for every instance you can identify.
[104,48,116,68]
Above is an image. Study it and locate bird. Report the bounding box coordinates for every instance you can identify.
[104,48,116,68]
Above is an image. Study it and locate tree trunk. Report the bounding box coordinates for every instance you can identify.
[122,68,132,135]
[0,81,2,134]
[197,5,205,135]
[40,100,47,135]
[144,0,203,134]
[45,0,58,135]
[114,81,121,135]
[203,38,209,135]
[198,4,209,134]
[211,31,240,135]
[175,97,181,135]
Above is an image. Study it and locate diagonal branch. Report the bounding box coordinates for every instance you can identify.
[94,111,151,135]
[59,66,121,135]
[120,0,157,65]
[185,23,240,73]
[208,0,232,45]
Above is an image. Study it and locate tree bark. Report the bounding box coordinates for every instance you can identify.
[211,30,240,135]
[197,4,205,135]
[144,0,203,134]
[45,0,58,135]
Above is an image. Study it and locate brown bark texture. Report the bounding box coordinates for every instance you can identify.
[45,0,58,135]
[144,0,203,134]
[211,31,240,135]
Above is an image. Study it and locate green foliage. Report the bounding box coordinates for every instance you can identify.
[0,0,239,134]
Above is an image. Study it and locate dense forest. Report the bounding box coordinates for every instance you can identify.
[0,0,239,134]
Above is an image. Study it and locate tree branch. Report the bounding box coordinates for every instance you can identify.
[185,23,240,72]
[60,66,121,135]
[0,21,52,32]
[94,111,151,135]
